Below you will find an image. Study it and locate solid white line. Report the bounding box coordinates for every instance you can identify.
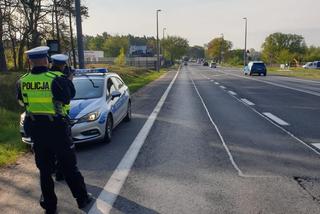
[312,143,320,150]
[263,113,290,126]
[88,69,180,214]
[220,86,226,89]
[228,91,237,96]
[190,76,245,177]
[241,98,255,106]
[218,70,320,97]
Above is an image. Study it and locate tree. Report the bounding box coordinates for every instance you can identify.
[261,32,307,64]
[162,36,189,63]
[114,47,125,65]
[206,37,232,63]
[188,46,205,59]
[102,35,129,57]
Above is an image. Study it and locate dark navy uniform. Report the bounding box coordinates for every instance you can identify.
[17,65,91,212]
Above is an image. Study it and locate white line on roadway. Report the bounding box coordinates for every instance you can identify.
[190,76,245,177]
[88,69,180,214]
[220,86,226,89]
[228,91,237,96]
[215,82,220,85]
[241,98,255,106]
[312,143,320,150]
[218,70,320,97]
[200,71,320,157]
[263,113,290,126]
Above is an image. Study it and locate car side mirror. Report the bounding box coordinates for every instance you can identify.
[111,91,121,100]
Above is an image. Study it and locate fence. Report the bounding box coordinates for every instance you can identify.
[84,57,157,70]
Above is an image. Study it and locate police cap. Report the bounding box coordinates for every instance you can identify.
[51,54,69,65]
[25,46,50,59]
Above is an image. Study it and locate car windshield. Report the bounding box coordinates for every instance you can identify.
[73,78,105,100]
[252,63,266,69]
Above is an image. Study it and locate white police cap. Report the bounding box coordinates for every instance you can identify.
[51,54,69,65]
[25,46,50,59]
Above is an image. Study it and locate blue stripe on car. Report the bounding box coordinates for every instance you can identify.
[69,100,92,119]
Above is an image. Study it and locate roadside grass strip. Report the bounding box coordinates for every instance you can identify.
[88,69,180,214]
[263,113,290,126]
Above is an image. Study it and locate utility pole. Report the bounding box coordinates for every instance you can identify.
[156,9,161,72]
[243,17,248,67]
[220,33,224,64]
[75,0,85,68]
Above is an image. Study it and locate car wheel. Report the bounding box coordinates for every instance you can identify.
[104,114,113,143]
[249,72,252,76]
[124,101,132,122]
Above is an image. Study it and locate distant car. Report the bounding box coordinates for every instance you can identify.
[203,61,209,66]
[244,61,267,76]
[209,62,217,68]
[183,61,188,66]
[302,61,320,69]
[20,68,131,145]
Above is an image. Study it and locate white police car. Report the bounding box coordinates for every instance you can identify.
[20,68,131,144]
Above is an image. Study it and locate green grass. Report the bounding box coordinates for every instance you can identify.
[267,67,320,80]
[0,65,169,167]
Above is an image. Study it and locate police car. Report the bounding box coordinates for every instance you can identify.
[20,68,132,144]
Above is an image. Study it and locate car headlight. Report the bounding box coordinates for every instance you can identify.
[78,111,100,123]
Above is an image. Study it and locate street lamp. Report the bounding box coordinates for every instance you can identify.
[243,17,248,67]
[156,9,161,72]
[220,33,224,64]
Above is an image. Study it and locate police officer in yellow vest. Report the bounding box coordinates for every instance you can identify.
[16,46,92,214]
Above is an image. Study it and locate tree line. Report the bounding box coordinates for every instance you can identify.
[204,32,320,66]
[0,0,88,72]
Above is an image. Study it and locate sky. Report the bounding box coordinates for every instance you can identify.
[82,0,320,50]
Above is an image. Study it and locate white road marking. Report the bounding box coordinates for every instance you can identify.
[241,98,255,106]
[190,76,245,177]
[312,143,320,150]
[200,70,320,157]
[218,70,320,97]
[88,69,180,214]
[210,80,214,82]
[263,113,290,126]
[228,91,237,96]
[220,86,226,89]
[215,82,220,85]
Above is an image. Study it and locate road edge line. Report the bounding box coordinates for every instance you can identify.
[88,67,181,214]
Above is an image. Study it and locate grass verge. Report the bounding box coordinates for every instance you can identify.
[0,65,168,167]
[267,67,320,80]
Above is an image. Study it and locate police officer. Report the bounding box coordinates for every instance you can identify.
[16,46,92,214]
[50,54,73,182]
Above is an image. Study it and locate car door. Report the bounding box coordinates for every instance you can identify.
[107,77,121,125]
[111,77,128,121]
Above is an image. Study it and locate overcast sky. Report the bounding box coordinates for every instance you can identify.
[82,0,320,50]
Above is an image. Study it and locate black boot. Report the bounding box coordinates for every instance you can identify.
[76,193,93,209]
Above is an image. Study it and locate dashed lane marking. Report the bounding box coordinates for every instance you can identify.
[220,86,226,89]
[241,98,255,106]
[312,143,320,150]
[263,113,290,126]
[88,68,181,214]
[228,91,237,96]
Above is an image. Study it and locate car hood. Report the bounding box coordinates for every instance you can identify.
[69,98,102,119]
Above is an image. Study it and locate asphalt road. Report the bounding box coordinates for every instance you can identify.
[0,64,320,213]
